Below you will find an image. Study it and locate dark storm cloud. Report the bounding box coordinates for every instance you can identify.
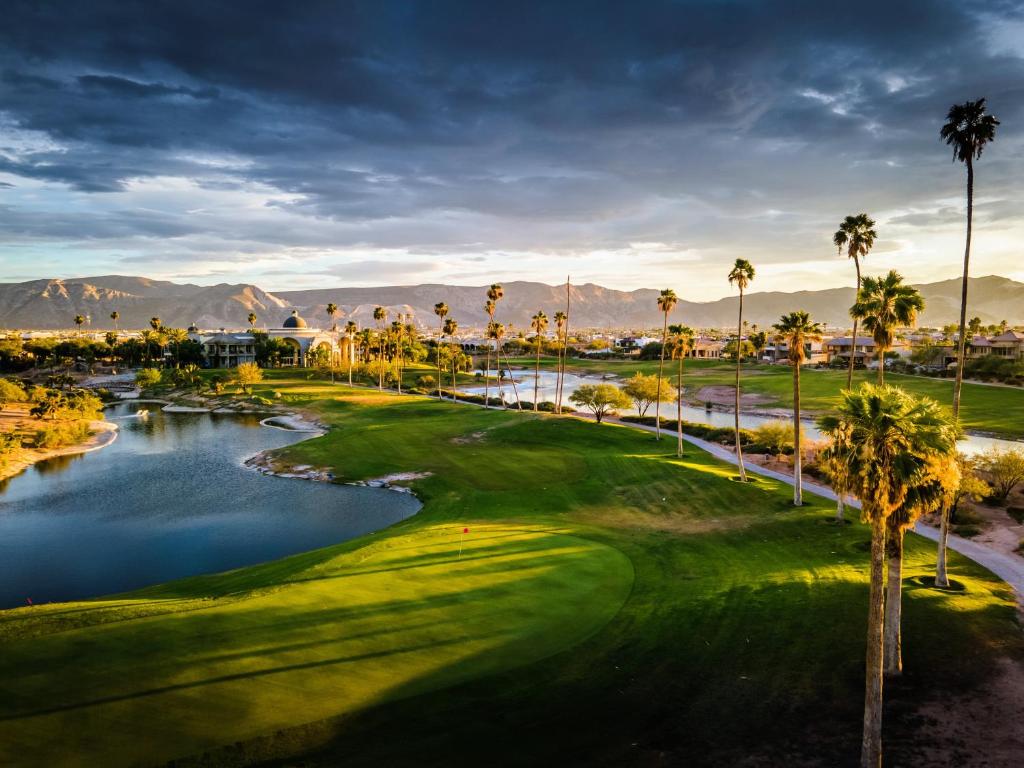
[1,0,1023,283]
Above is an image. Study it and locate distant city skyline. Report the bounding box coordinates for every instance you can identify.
[1,1,1023,299]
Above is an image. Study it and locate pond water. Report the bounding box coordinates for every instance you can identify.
[470,369,1023,456]
[0,402,420,609]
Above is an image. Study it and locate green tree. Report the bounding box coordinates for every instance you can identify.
[819,384,958,768]
[164,328,189,368]
[773,311,824,505]
[621,372,673,418]
[325,303,337,330]
[345,320,358,386]
[74,314,85,335]
[434,302,449,400]
[569,383,631,424]
[109,310,119,331]
[553,310,567,413]
[654,289,678,440]
[373,307,387,390]
[135,368,162,389]
[247,312,257,330]
[666,325,695,457]
[728,259,755,481]
[851,271,924,384]
[235,361,263,394]
[0,378,27,407]
[941,98,999,418]
[834,214,878,388]
[530,310,548,411]
[979,447,1024,503]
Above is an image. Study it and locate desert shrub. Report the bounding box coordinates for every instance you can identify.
[747,421,795,455]
[953,525,983,538]
[135,368,163,389]
[0,378,27,406]
[250,395,274,407]
[1006,506,1024,525]
[33,421,93,449]
[0,432,23,468]
[979,447,1024,502]
[234,362,264,393]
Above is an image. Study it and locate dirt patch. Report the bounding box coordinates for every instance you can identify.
[695,385,773,407]
[451,430,487,445]
[899,656,1024,767]
[576,508,758,536]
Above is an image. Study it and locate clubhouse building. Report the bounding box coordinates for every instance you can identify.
[189,310,350,368]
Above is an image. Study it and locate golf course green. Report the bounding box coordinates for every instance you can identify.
[0,375,1020,766]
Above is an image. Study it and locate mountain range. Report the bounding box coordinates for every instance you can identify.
[1,275,1021,331]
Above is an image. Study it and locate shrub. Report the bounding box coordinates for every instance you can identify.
[0,432,23,468]
[747,421,796,456]
[135,368,163,389]
[979,447,1024,503]
[250,395,274,407]
[416,375,437,390]
[33,421,93,449]
[1005,506,1024,525]
[234,362,264,393]
[0,378,27,406]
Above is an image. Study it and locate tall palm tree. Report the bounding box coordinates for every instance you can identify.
[884,455,959,677]
[150,317,161,332]
[483,299,496,408]
[109,310,119,332]
[373,306,387,390]
[773,311,824,505]
[391,319,405,393]
[74,314,85,336]
[345,320,357,385]
[486,283,520,410]
[654,289,678,440]
[728,259,755,481]
[325,303,338,330]
[434,302,449,400]
[834,214,878,388]
[554,310,567,412]
[165,327,189,368]
[851,271,924,385]
[247,312,257,330]
[530,310,548,411]
[819,384,958,768]
[556,277,571,414]
[665,324,695,457]
[941,98,999,419]
[444,317,459,401]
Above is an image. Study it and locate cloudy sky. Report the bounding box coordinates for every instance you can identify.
[1,1,1022,300]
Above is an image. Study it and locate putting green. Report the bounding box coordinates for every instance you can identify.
[0,524,632,767]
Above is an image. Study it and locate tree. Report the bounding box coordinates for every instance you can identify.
[325,303,337,330]
[569,383,631,424]
[728,259,755,481]
[373,306,387,390]
[444,317,459,401]
[773,311,824,505]
[666,325,695,457]
[165,328,189,368]
[530,310,548,411]
[30,389,66,420]
[941,98,999,419]
[434,302,449,400]
[483,299,496,407]
[0,378,27,407]
[110,310,119,331]
[818,384,958,768]
[345,320,358,386]
[622,372,673,418]
[834,214,878,388]
[74,314,85,335]
[135,368,162,389]
[851,271,924,384]
[487,284,521,410]
[235,361,263,394]
[979,447,1024,503]
[247,312,257,330]
[968,316,982,336]
[554,310,567,413]
[654,289,678,440]
[748,330,768,362]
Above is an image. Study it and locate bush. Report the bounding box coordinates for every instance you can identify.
[33,421,94,449]
[619,415,756,446]
[250,395,274,407]
[416,375,437,390]
[0,377,27,406]
[135,368,163,389]
[0,432,23,468]
[1006,506,1024,525]
[747,421,796,456]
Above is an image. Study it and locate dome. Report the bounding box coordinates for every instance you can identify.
[187,322,199,333]
[282,310,307,329]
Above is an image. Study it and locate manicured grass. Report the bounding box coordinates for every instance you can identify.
[510,355,1024,439]
[0,376,1020,766]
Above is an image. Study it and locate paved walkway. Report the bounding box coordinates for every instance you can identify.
[604,416,1024,602]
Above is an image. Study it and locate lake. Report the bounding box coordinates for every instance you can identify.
[0,402,420,609]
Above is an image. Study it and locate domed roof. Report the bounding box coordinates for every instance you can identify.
[187,322,199,333]
[282,310,307,329]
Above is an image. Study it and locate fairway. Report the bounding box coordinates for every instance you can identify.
[510,355,1024,439]
[0,376,1021,766]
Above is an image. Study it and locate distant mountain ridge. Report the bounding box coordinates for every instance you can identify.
[1,274,1021,330]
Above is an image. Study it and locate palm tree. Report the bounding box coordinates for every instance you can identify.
[554,310,567,412]
[487,321,504,405]
[109,310,119,332]
[654,289,678,440]
[834,214,878,388]
[728,259,755,481]
[373,306,387,390]
[483,299,496,407]
[772,311,824,505]
[150,317,161,332]
[941,98,999,419]
[247,312,257,330]
[325,303,338,330]
[556,277,571,414]
[434,302,449,400]
[74,314,85,336]
[665,324,695,457]
[819,384,958,768]
[530,310,548,411]
[444,317,459,401]
[391,319,405,393]
[851,271,924,384]
[345,321,357,385]
[486,283,521,410]
[165,327,189,368]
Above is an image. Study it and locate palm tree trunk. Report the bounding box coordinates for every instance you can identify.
[484,347,491,408]
[451,338,458,403]
[676,354,684,457]
[861,516,888,768]
[836,492,845,522]
[534,337,540,411]
[877,346,885,385]
[554,334,564,413]
[847,258,861,390]
[437,324,444,400]
[557,277,570,415]
[735,290,747,481]
[952,157,974,420]
[499,346,523,411]
[655,313,668,439]
[793,361,802,506]
[348,337,353,386]
[935,504,951,587]
[884,527,904,676]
